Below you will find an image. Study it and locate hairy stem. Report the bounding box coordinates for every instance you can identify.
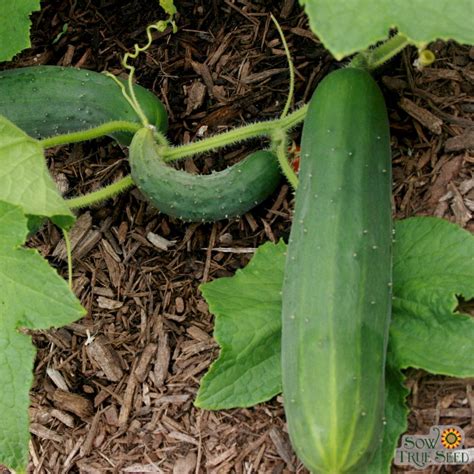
[273,130,298,189]
[368,33,411,69]
[66,175,134,209]
[63,106,308,209]
[163,105,307,162]
[350,33,411,71]
[39,121,142,148]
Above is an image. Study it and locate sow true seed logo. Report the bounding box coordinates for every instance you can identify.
[394,425,472,469]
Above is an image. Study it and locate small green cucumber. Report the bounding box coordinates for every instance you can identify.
[0,66,168,144]
[282,68,392,473]
[129,127,281,222]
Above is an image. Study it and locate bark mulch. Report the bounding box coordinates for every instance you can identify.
[1,0,473,472]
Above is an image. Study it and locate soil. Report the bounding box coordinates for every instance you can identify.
[1,0,473,472]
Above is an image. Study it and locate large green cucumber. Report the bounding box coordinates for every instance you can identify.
[0,66,168,144]
[282,68,392,473]
[129,127,281,222]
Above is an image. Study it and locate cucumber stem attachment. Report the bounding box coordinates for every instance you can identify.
[63,106,308,210]
[39,121,142,148]
[273,128,298,189]
[350,33,411,71]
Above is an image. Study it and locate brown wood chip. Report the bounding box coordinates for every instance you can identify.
[147,231,177,250]
[187,325,210,342]
[399,97,443,134]
[167,430,199,445]
[53,212,92,260]
[80,410,102,456]
[118,374,138,426]
[96,296,123,310]
[206,445,238,468]
[191,59,215,96]
[421,68,462,82]
[449,182,473,226]
[185,81,207,115]
[420,408,472,418]
[73,229,102,259]
[241,68,288,84]
[173,451,197,474]
[86,335,124,382]
[49,408,75,428]
[428,155,464,206]
[29,423,63,442]
[445,129,474,152]
[52,389,93,419]
[135,343,158,382]
[268,427,295,470]
[153,331,170,388]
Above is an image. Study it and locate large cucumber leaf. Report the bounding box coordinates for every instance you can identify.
[0,115,74,228]
[300,0,474,59]
[195,241,285,409]
[197,217,474,472]
[0,201,85,471]
[391,217,474,375]
[0,0,41,62]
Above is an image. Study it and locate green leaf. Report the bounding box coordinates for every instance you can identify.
[0,115,74,228]
[0,0,41,62]
[0,200,85,471]
[365,364,409,474]
[391,217,474,377]
[195,241,286,409]
[300,0,474,60]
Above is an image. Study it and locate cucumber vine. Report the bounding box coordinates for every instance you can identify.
[44,14,304,210]
[105,21,167,126]
[270,13,298,189]
[105,0,178,124]
[1,2,469,471]
[39,120,142,148]
[40,25,426,211]
[349,32,436,71]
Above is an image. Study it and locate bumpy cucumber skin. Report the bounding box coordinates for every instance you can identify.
[0,66,168,144]
[130,128,281,222]
[282,68,392,473]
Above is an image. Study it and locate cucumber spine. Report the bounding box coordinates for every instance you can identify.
[129,127,281,222]
[0,66,168,144]
[282,67,392,473]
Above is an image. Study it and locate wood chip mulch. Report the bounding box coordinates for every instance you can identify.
[1,0,473,472]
